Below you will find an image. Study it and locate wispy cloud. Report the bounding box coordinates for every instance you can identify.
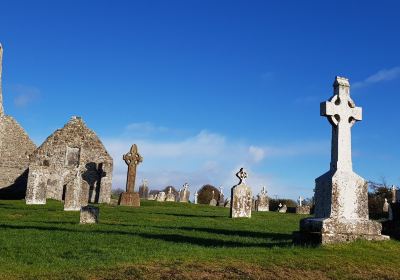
[125,122,169,135]
[103,125,327,199]
[11,84,40,107]
[353,67,400,88]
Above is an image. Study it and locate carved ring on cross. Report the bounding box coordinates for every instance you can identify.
[236,168,248,184]
[328,95,358,127]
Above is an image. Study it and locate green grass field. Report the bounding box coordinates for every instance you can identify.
[0,200,399,280]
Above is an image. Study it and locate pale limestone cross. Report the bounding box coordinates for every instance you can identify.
[236,168,248,184]
[321,76,362,171]
[298,196,303,207]
[0,43,4,116]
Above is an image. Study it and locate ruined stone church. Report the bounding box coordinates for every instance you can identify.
[26,116,113,205]
[0,43,113,204]
[0,44,37,199]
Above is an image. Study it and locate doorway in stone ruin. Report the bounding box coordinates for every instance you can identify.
[62,184,67,201]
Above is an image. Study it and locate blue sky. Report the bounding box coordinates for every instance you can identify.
[1,0,399,199]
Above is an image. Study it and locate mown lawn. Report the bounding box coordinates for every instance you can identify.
[0,200,399,280]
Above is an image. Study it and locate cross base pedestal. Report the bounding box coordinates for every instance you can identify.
[118,192,140,207]
[293,217,389,245]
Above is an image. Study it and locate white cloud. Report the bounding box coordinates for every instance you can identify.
[353,67,400,88]
[125,122,169,134]
[103,126,326,200]
[11,84,40,107]
[248,146,266,163]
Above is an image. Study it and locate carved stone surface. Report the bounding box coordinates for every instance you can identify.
[64,168,86,211]
[156,192,166,202]
[218,187,225,207]
[256,186,269,212]
[209,198,217,206]
[165,187,176,202]
[295,77,389,244]
[179,183,190,203]
[230,168,252,218]
[26,116,113,205]
[383,198,389,213]
[139,179,149,199]
[123,145,142,193]
[194,191,198,204]
[278,204,287,213]
[119,144,142,207]
[119,192,140,207]
[25,168,48,205]
[0,45,37,199]
[80,206,99,224]
[296,206,311,215]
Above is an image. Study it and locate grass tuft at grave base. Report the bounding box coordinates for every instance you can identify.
[0,200,399,280]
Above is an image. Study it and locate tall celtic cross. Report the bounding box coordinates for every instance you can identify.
[0,43,4,116]
[236,168,248,184]
[321,77,362,171]
[123,144,143,193]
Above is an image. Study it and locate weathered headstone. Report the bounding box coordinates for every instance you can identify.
[119,144,143,207]
[256,186,269,212]
[147,194,156,200]
[139,179,149,199]
[194,190,198,204]
[218,187,225,207]
[156,192,166,202]
[278,204,287,213]
[165,187,176,202]
[230,168,252,218]
[383,198,389,213]
[179,183,190,203]
[64,168,87,211]
[391,185,398,203]
[208,190,217,206]
[25,169,48,205]
[296,196,311,214]
[80,206,99,224]
[295,76,389,244]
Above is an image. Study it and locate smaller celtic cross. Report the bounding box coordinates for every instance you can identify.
[236,168,248,184]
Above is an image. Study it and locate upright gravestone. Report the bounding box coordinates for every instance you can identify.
[25,169,48,205]
[383,198,389,213]
[64,167,89,211]
[209,190,217,206]
[295,76,389,244]
[156,192,166,202]
[179,183,190,203]
[230,168,252,218]
[139,179,149,199]
[80,206,99,224]
[165,187,176,202]
[296,196,311,215]
[119,144,143,207]
[391,185,398,203]
[279,204,287,213]
[218,187,225,207]
[194,190,198,204]
[256,186,269,212]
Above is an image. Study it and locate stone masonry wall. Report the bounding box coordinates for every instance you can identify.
[27,116,113,204]
[0,115,37,198]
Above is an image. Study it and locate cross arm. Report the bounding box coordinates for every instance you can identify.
[320,101,335,117]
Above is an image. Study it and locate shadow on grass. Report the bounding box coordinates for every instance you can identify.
[150,212,226,218]
[138,232,292,248]
[0,223,292,248]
